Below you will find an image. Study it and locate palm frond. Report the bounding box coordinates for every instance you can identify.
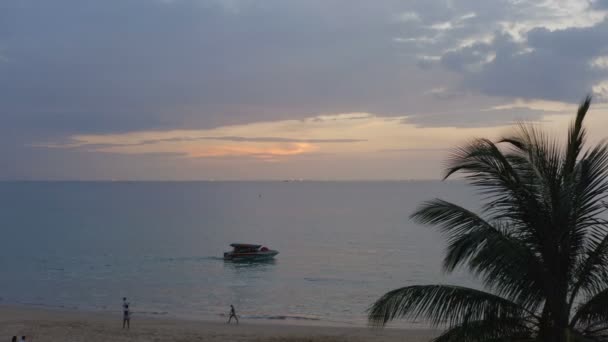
[466,225,545,310]
[433,318,534,342]
[567,143,608,300]
[367,285,526,328]
[411,199,545,309]
[444,138,548,252]
[411,199,497,271]
[571,287,608,329]
[573,142,608,225]
[502,122,563,189]
[569,229,608,307]
[564,95,592,176]
[444,139,522,193]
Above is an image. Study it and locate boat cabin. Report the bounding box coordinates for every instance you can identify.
[230,243,262,253]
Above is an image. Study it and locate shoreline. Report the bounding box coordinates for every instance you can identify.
[1,300,432,329]
[0,304,439,341]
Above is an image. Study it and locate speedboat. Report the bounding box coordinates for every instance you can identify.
[223,243,279,261]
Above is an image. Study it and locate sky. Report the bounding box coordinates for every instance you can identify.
[2,0,608,180]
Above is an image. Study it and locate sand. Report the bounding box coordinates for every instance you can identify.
[0,305,438,341]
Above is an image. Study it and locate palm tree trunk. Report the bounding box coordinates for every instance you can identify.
[539,278,570,342]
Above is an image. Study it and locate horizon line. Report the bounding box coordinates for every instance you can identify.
[0,178,457,183]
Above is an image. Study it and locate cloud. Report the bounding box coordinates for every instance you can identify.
[183,143,317,159]
[396,11,421,23]
[5,0,602,146]
[38,113,378,159]
[440,42,495,72]
[0,0,445,141]
[591,0,608,10]
[429,12,477,31]
[203,136,365,143]
[405,106,550,127]
[38,109,553,162]
[47,136,366,147]
[437,20,608,102]
[377,148,448,153]
[392,0,608,103]
[3,0,608,179]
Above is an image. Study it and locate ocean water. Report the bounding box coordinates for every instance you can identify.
[0,181,480,327]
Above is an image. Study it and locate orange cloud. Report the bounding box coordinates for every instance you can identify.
[183,143,317,158]
[39,105,608,165]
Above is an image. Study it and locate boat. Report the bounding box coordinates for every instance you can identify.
[223,243,279,261]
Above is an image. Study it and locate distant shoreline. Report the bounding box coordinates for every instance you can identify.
[0,304,439,341]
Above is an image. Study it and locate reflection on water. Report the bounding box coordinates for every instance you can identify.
[223,259,277,271]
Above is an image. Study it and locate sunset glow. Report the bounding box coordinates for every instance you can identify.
[3,0,608,180]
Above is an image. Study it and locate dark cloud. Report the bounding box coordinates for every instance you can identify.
[2,0,572,142]
[527,22,608,59]
[439,21,608,102]
[0,0,443,140]
[0,0,534,146]
[592,0,608,10]
[440,42,494,72]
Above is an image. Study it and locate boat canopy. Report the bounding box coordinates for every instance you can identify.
[230,243,262,249]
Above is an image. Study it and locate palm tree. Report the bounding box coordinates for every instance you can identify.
[368,96,608,342]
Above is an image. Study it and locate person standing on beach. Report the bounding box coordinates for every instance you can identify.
[122,297,131,329]
[123,304,131,329]
[227,305,239,324]
[122,297,129,312]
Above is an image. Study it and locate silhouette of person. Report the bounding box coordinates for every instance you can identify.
[227,305,239,324]
[122,297,129,312]
[122,298,131,329]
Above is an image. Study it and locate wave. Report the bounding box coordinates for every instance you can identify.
[134,310,169,316]
[151,256,224,263]
[304,277,342,282]
[220,313,320,321]
[16,302,79,310]
[9,300,169,315]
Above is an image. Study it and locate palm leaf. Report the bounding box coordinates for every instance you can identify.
[433,318,535,342]
[443,138,546,251]
[411,199,497,271]
[367,285,526,328]
[571,288,608,329]
[564,95,592,176]
[567,143,608,304]
[411,200,545,309]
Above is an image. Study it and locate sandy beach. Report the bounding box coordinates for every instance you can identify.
[0,305,438,341]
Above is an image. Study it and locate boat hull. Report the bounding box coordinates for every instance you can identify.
[223,250,279,261]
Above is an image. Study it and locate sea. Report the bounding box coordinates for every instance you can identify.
[0,181,481,327]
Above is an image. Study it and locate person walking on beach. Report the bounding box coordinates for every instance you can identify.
[227,305,239,324]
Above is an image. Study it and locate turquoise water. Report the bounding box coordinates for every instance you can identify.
[0,181,478,326]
